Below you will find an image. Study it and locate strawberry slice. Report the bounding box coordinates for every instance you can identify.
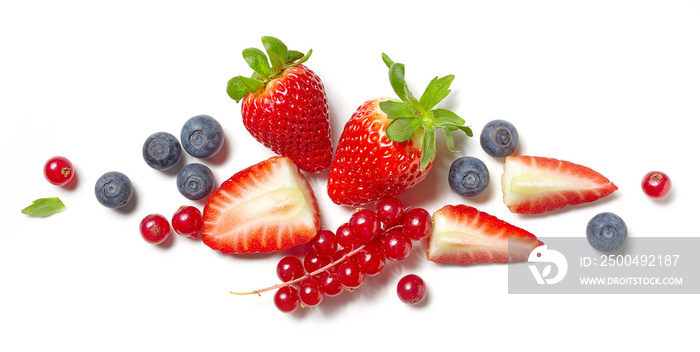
[427,204,544,265]
[502,155,618,214]
[202,156,320,254]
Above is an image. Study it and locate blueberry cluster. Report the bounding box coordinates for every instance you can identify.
[94,114,224,209]
[447,119,518,198]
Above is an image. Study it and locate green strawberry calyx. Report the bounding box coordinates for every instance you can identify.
[226,36,312,102]
[380,53,473,170]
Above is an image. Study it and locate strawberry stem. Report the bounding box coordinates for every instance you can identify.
[229,244,368,296]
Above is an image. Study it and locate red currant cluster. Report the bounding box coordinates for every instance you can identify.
[233,197,432,313]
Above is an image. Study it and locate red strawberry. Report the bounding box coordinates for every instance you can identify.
[227,36,332,173]
[327,54,472,206]
[201,156,320,254]
[427,204,544,265]
[501,155,618,214]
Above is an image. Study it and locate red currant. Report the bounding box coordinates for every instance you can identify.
[274,286,300,313]
[381,229,413,261]
[349,209,380,243]
[336,222,360,249]
[310,230,337,256]
[139,214,171,245]
[402,208,432,241]
[397,274,427,305]
[642,171,671,199]
[298,277,324,307]
[171,206,202,239]
[276,256,305,282]
[317,271,344,297]
[356,246,386,276]
[336,261,365,290]
[304,251,332,273]
[44,156,75,186]
[377,197,405,227]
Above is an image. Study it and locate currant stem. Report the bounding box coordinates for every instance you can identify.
[230,244,367,296]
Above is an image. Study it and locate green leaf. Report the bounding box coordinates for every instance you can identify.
[388,62,408,101]
[22,197,66,217]
[420,128,436,170]
[381,53,395,68]
[242,48,271,78]
[226,76,263,102]
[386,117,422,142]
[262,36,288,74]
[388,62,418,105]
[455,125,474,137]
[432,108,465,127]
[442,127,458,152]
[379,100,414,119]
[419,75,454,111]
[287,50,304,62]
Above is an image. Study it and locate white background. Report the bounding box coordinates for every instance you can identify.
[2,0,698,350]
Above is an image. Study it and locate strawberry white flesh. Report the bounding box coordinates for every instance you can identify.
[202,156,320,254]
[427,204,543,265]
[502,155,618,214]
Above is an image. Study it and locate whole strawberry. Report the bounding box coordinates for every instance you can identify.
[227,36,332,173]
[327,54,472,206]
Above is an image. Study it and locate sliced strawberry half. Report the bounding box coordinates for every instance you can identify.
[427,204,544,265]
[202,156,320,254]
[502,155,618,214]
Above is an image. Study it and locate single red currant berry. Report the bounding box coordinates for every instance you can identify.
[274,286,300,313]
[276,256,305,282]
[397,274,427,305]
[304,251,332,273]
[318,271,344,297]
[357,246,386,276]
[337,261,365,290]
[349,209,380,244]
[336,222,360,249]
[140,214,171,244]
[377,197,405,227]
[44,156,75,186]
[310,230,337,256]
[641,171,671,199]
[298,277,324,307]
[381,229,413,261]
[403,208,432,241]
[171,206,202,239]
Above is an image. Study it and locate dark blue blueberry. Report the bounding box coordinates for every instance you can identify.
[448,157,489,197]
[177,163,215,201]
[586,212,628,252]
[480,119,519,157]
[95,171,133,209]
[142,132,182,170]
[180,115,224,159]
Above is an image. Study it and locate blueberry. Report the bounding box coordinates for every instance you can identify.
[448,157,489,197]
[177,163,215,200]
[586,212,628,252]
[480,119,519,157]
[181,115,224,159]
[142,132,182,170]
[95,171,133,209]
